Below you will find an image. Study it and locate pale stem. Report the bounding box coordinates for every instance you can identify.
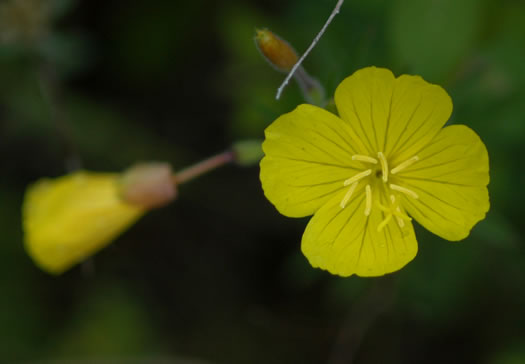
[275,0,345,100]
[174,150,235,185]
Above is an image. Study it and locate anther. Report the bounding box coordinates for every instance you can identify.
[364,184,372,216]
[394,206,411,229]
[352,154,378,164]
[391,155,419,175]
[340,182,357,209]
[389,184,419,199]
[390,194,396,204]
[377,152,388,182]
[343,169,372,186]
[395,216,405,228]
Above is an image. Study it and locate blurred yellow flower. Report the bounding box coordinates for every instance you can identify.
[23,171,145,274]
[260,66,490,277]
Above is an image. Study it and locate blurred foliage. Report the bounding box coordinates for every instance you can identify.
[0,0,524,363]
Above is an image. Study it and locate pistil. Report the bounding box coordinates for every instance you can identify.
[376,194,412,231]
[377,152,388,183]
[377,214,392,232]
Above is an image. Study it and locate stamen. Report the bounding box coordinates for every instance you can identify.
[390,194,396,204]
[395,216,405,228]
[377,214,392,232]
[340,182,358,209]
[389,184,419,199]
[352,154,378,164]
[364,184,372,216]
[377,152,388,182]
[343,169,372,186]
[391,155,419,175]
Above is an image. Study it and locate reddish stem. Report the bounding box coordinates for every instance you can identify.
[173,150,235,185]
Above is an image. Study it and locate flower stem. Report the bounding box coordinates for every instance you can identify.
[173,150,235,185]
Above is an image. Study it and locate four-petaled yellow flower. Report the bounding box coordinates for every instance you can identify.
[260,67,490,277]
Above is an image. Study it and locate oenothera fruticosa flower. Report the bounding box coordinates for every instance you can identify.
[23,164,175,274]
[260,66,489,277]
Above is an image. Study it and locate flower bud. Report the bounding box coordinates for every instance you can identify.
[232,140,264,166]
[119,162,177,209]
[255,28,299,73]
[0,0,50,44]
[23,171,145,274]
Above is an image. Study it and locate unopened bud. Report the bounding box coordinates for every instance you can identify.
[232,140,263,166]
[0,0,50,44]
[256,28,326,106]
[120,163,176,209]
[255,28,299,73]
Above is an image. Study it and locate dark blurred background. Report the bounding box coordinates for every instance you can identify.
[1,0,524,363]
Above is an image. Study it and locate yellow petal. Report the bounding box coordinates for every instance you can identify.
[301,189,418,277]
[396,125,490,241]
[260,104,361,217]
[334,66,453,164]
[23,171,145,274]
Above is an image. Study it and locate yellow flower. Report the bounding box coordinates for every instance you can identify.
[23,163,177,274]
[23,171,145,274]
[260,67,490,277]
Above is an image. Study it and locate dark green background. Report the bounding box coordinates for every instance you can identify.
[1,0,524,363]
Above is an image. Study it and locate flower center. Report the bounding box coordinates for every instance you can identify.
[340,152,420,229]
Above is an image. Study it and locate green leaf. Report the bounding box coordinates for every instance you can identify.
[389,0,485,82]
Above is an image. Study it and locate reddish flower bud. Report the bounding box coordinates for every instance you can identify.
[119,163,177,209]
[255,28,299,73]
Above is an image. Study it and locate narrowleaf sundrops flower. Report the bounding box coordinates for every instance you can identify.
[260,66,489,277]
[23,163,176,274]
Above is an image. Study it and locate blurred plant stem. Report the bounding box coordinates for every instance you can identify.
[328,276,397,364]
[173,150,235,185]
[293,66,326,106]
[37,62,82,170]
